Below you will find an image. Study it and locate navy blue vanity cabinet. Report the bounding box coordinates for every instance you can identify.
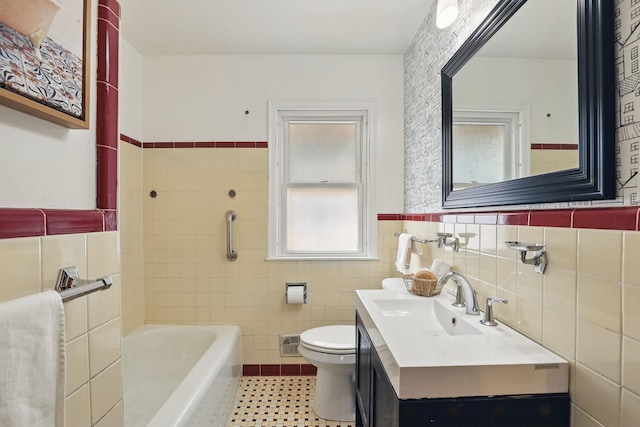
[355,311,570,427]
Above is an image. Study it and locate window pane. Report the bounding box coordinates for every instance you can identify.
[452,124,506,187]
[286,187,359,252]
[289,123,357,183]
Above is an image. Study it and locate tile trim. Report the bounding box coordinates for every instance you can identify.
[242,364,317,376]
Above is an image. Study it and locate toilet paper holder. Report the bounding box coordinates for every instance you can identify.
[286,283,307,304]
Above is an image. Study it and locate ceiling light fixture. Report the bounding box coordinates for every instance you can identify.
[436,0,459,29]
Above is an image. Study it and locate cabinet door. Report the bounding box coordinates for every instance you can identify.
[371,349,398,427]
[356,315,372,427]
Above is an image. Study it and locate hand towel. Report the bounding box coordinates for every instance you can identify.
[430,258,451,279]
[395,233,413,274]
[0,291,65,427]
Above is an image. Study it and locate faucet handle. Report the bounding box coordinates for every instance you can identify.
[480,297,508,326]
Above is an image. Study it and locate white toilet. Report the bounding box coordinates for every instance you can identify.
[298,325,356,422]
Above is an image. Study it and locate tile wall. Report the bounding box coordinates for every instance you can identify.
[404,216,640,427]
[136,144,401,364]
[119,139,144,335]
[0,231,122,426]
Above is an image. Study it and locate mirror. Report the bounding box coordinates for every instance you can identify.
[441,0,615,208]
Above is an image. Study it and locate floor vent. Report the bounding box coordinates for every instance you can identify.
[280,334,300,357]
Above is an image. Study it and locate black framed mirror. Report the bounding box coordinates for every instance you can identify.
[441,0,615,208]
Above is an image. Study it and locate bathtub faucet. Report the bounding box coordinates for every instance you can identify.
[437,271,480,315]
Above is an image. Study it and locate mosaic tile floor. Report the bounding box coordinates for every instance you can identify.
[227,376,356,427]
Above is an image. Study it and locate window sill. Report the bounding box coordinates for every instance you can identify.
[265,256,380,262]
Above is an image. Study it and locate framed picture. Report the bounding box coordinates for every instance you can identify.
[0,0,91,129]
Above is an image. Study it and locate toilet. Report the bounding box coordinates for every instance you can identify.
[298,325,356,422]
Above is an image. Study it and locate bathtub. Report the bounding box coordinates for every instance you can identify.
[123,325,242,427]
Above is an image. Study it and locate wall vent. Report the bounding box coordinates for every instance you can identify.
[280,334,300,356]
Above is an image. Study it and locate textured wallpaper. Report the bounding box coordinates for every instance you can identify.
[404,0,638,212]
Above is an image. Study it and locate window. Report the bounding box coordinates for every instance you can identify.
[633,7,640,19]
[267,102,376,259]
[633,47,639,60]
[632,60,639,74]
[625,102,635,113]
[632,141,640,151]
[625,115,635,125]
[452,109,526,188]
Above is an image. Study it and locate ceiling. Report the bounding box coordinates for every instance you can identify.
[119,0,435,56]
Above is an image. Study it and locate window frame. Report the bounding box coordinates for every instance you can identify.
[267,101,377,260]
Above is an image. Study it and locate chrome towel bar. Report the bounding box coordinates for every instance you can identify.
[55,266,113,302]
[226,210,238,261]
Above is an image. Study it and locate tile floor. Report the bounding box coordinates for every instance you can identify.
[227,376,356,427]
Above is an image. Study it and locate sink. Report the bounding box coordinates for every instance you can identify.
[374,299,481,336]
[355,288,568,400]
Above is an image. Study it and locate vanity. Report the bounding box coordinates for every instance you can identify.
[355,287,569,427]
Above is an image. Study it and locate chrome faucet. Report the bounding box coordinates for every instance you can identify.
[437,271,480,315]
[480,297,509,326]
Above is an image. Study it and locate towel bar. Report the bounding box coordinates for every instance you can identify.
[393,232,438,245]
[55,266,113,302]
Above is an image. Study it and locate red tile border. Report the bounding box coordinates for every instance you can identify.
[96,147,118,210]
[0,209,46,239]
[44,210,105,235]
[103,210,118,231]
[529,209,573,228]
[129,137,270,149]
[378,214,402,221]
[242,364,317,376]
[497,211,529,226]
[530,143,579,150]
[573,207,638,230]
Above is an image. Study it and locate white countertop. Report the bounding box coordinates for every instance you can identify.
[355,287,569,399]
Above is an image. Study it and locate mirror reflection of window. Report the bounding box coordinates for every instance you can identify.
[452,110,524,189]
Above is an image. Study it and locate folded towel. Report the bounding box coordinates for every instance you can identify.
[395,233,413,274]
[0,291,65,427]
[430,258,451,279]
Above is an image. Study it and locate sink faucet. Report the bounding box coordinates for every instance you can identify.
[437,271,480,315]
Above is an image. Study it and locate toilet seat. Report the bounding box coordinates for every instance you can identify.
[300,325,355,355]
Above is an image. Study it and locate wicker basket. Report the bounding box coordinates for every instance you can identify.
[402,273,443,297]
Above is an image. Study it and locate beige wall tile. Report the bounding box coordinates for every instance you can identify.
[89,318,122,377]
[88,232,120,279]
[93,401,123,427]
[544,267,577,316]
[544,227,578,272]
[496,225,518,258]
[90,360,123,425]
[573,406,605,427]
[66,334,89,396]
[41,234,87,291]
[574,364,621,427]
[0,237,41,302]
[543,306,576,361]
[578,229,622,281]
[624,285,640,341]
[623,337,640,395]
[577,275,622,333]
[623,231,640,287]
[64,296,88,341]
[622,389,640,427]
[577,320,621,383]
[66,384,91,427]
[88,277,121,329]
[516,296,542,342]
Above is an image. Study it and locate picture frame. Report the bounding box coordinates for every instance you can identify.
[0,0,91,129]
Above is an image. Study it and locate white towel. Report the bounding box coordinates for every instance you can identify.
[395,233,413,274]
[0,291,65,427]
[430,258,451,279]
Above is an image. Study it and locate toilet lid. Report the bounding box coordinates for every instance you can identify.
[300,325,355,355]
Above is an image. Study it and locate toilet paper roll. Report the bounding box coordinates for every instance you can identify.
[286,284,306,304]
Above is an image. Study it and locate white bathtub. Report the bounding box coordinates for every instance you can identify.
[123,325,242,427]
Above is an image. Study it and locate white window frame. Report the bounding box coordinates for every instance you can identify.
[453,105,530,180]
[267,101,377,260]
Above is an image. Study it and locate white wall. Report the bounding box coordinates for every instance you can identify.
[119,39,143,141]
[454,56,579,144]
[140,54,405,213]
[0,1,98,210]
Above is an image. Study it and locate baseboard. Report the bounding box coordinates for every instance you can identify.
[242,364,317,376]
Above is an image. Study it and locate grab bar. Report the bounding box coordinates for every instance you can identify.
[55,266,113,302]
[226,210,238,261]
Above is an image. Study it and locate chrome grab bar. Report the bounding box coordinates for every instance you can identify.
[226,210,238,261]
